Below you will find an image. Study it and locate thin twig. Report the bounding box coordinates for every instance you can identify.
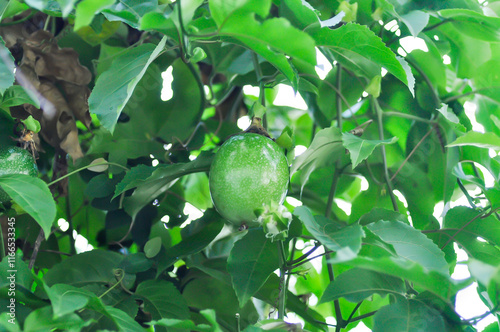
[28,229,45,269]
[390,126,433,182]
[373,98,399,212]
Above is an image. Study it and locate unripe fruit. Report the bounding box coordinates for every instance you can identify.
[209,133,289,227]
[0,146,38,203]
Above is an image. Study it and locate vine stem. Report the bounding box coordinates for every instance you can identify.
[251,52,267,129]
[372,97,399,212]
[277,240,287,319]
[47,162,129,187]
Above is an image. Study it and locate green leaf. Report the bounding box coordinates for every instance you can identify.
[438,9,500,41]
[0,37,15,95]
[320,268,405,303]
[219,15,316,87]
[89,36,167,133]
[447,131,500,150]
[135,280,190,320]
[0,85,40,109]
[45,284,95,318]
[21,115,41,133]
[23,306,90,332]
[122,152,214,218]
[55,0,77,17]
[157,210,224,275]
[373,298,446,332]
[342,132,398,169]
[436,103,460,124]
[294,206,364,260]
[359,208,409,226]
[332,255,466,301]
[74,0,115,30]
[290,127,344,190]
[43,250,124,286]
[439,206,500,265]
[144,236,162,258]
[209,0,272,26]
[84,174,116,198]
[118,253,153,273]
[312,23,414,94]
[367,220,449,275]
[227,229,280,307]
[0,174,56,240]
[400,10,429,37]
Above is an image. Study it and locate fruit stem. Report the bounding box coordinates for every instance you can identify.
[244,117,271,138]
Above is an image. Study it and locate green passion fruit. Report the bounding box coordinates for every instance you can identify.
[0,146,38,203]
[209,133,289,227]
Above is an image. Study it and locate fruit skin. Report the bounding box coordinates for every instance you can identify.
[0,146,38,203]
[209,133,289,227]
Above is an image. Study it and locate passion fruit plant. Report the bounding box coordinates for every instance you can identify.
[1,0,500,331]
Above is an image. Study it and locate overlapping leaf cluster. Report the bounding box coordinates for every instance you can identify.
[1,0,500,331]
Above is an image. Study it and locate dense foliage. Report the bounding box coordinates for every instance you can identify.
[1,0,500,331]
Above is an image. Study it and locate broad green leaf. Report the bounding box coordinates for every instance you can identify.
[76,19,121,47]
[135,280,190,320]
[43,250,124,286]
[367,220,449,275]
[312,23,415,94]
[23,306,90,332]
[97,305,145,331]
[290,127,344,190]
[373,298,446,332]
[157,210,224,275]
[219,15,316,87]
[56,0,77,17]
[45,284,95,318]
[89,36,167,133]
[342,132,398,169]
[84,174,116,198]
[320,268,405,303]
[400,10,429,37]
[447,131,500,150]
[0,85,40,109]
[294,206,364,260]
[437,21,491,78]
[440,206,500,265]
[331,255,467,301]
[474,59,500,105]
[438,9,500,41]
[152,309,220,331]
[0,313,21,332]
[121,152,214,217]
[377,1,429,37]
[227,229,280,306]
[0,37,15,94]
[114,164,155,197]
[358,208,409,226]
[182,172,212,210]
[0,174,56,240]
[103,0,162,29]
[437,103,459,124]
[209,0,272,27]
[118,253,153,274]
[74,0,115,30]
